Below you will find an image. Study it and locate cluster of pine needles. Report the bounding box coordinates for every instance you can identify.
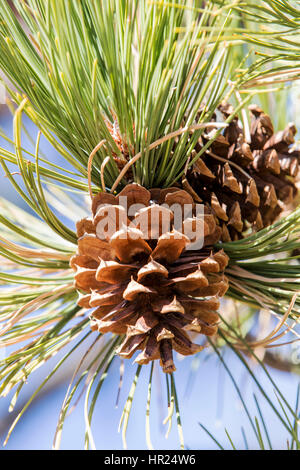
[0,0,299,449]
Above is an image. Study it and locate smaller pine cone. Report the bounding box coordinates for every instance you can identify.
[71,184,229,373]
[187,103,300,241]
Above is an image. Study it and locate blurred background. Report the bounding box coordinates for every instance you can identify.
[0,76,300,451]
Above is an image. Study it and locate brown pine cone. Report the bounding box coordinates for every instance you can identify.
[187,103,299,241]
[71,184,229,373]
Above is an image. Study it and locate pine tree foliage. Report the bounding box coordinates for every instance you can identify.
[0,0,299,449]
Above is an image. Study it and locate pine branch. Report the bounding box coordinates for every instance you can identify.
[0,0,299,449]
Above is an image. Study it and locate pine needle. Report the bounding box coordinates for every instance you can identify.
[145,362,154,450]
[119,364,142,450]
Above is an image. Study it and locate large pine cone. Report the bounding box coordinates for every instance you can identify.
[71,184,229,373]
[187,103,300,241]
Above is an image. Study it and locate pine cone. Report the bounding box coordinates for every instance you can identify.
[71,184,229,373]
[187,103,300,241]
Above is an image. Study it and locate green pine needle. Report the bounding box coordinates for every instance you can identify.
[0,0,299,450]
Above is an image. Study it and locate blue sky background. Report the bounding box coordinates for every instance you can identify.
[0,108,299,450]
